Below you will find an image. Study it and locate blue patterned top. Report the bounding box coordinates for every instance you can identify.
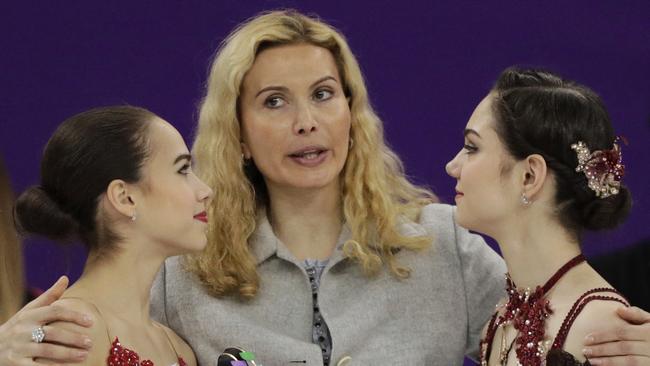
[304,259,332,366]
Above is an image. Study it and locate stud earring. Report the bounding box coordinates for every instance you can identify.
[131,211,137,221]
[242,155,251,166]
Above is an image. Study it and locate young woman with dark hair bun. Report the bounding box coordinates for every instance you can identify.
[446,67,634,365]
[8,106,212,365]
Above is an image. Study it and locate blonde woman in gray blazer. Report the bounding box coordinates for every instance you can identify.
[3,10,650,366]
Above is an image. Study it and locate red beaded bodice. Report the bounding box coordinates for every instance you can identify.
[108,337,187,366]
[479,254,629,366]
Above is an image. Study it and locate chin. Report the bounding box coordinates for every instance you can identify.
[283,175,337,190]
[190,235,209,252]
[173,232,208,254]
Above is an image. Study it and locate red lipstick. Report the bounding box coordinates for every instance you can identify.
[193,211,208,223]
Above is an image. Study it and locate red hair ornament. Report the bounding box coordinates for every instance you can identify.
[571,138,625,199]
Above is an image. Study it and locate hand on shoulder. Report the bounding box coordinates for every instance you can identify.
[0,276,95,365]
[582,306,650,365]
[562,299,629,363]
[36,298,111,365]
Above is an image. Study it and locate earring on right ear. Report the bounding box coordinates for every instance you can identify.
[521,193,531,206]
[241,153,251,166]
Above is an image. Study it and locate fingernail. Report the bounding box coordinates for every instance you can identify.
[582,348,592,356]
[76,350,88,359]
[83,315,93,325]
[584,334,594,343]
[83,337,93,347]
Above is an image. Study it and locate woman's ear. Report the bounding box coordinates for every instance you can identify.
[240,141,252,160]
[522,154,548,201]
[105,179,137,219]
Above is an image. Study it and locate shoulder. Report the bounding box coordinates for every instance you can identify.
[416,203,479,243]
[157,322,197,366]
[40,298,112,365]
[411,203,458,246]
[417,203,455,228]
[415,203,495,257]
[51,298,109,339]
[560,297,629,362]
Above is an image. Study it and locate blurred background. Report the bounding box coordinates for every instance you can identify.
[1,1,648,363]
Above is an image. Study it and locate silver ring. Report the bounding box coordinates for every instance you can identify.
[31,326,46,343]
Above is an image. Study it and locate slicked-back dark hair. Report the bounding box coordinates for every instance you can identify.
[14,105,155,254]
[491,67,631,237]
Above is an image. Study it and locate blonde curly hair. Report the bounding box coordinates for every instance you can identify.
[189,9,437,299]
[0,157,24,323]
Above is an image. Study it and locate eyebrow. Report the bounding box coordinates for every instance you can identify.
[255,76,338,98]
[464,128,481,139]
[173,154,192,165]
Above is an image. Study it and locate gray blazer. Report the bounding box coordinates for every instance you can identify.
[151,204,505,365]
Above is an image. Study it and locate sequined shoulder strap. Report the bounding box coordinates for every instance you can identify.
[478,311,500,365]
[551,288,630,350]
[60,296,114,345]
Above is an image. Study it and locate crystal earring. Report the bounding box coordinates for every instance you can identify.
[521,193,531,205]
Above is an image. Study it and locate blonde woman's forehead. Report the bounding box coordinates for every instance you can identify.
[245,44,340,87]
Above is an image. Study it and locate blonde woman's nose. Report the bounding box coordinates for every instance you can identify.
[293,103,318,135]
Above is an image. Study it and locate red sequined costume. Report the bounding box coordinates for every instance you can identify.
[107,337,187,366]
[479,255,629,366]
[59,297,188,366]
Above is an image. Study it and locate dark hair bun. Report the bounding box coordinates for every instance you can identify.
[492,67,632,236]
[577,186,632,231]
[14,186,79,241]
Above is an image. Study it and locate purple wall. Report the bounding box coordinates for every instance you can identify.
[2,1,648,298]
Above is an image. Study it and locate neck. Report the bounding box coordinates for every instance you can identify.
[495,215,582,290]
[267,181,343,261]
[68,239,167,324]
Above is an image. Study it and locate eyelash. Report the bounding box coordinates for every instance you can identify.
[178,163,191,175]
[463,144,478,154]
[313,88,333,101]
[264,95,284,109]
[263,88,334,108]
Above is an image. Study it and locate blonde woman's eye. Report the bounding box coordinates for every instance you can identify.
[264,96,285,108]
[313,89,333,101]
